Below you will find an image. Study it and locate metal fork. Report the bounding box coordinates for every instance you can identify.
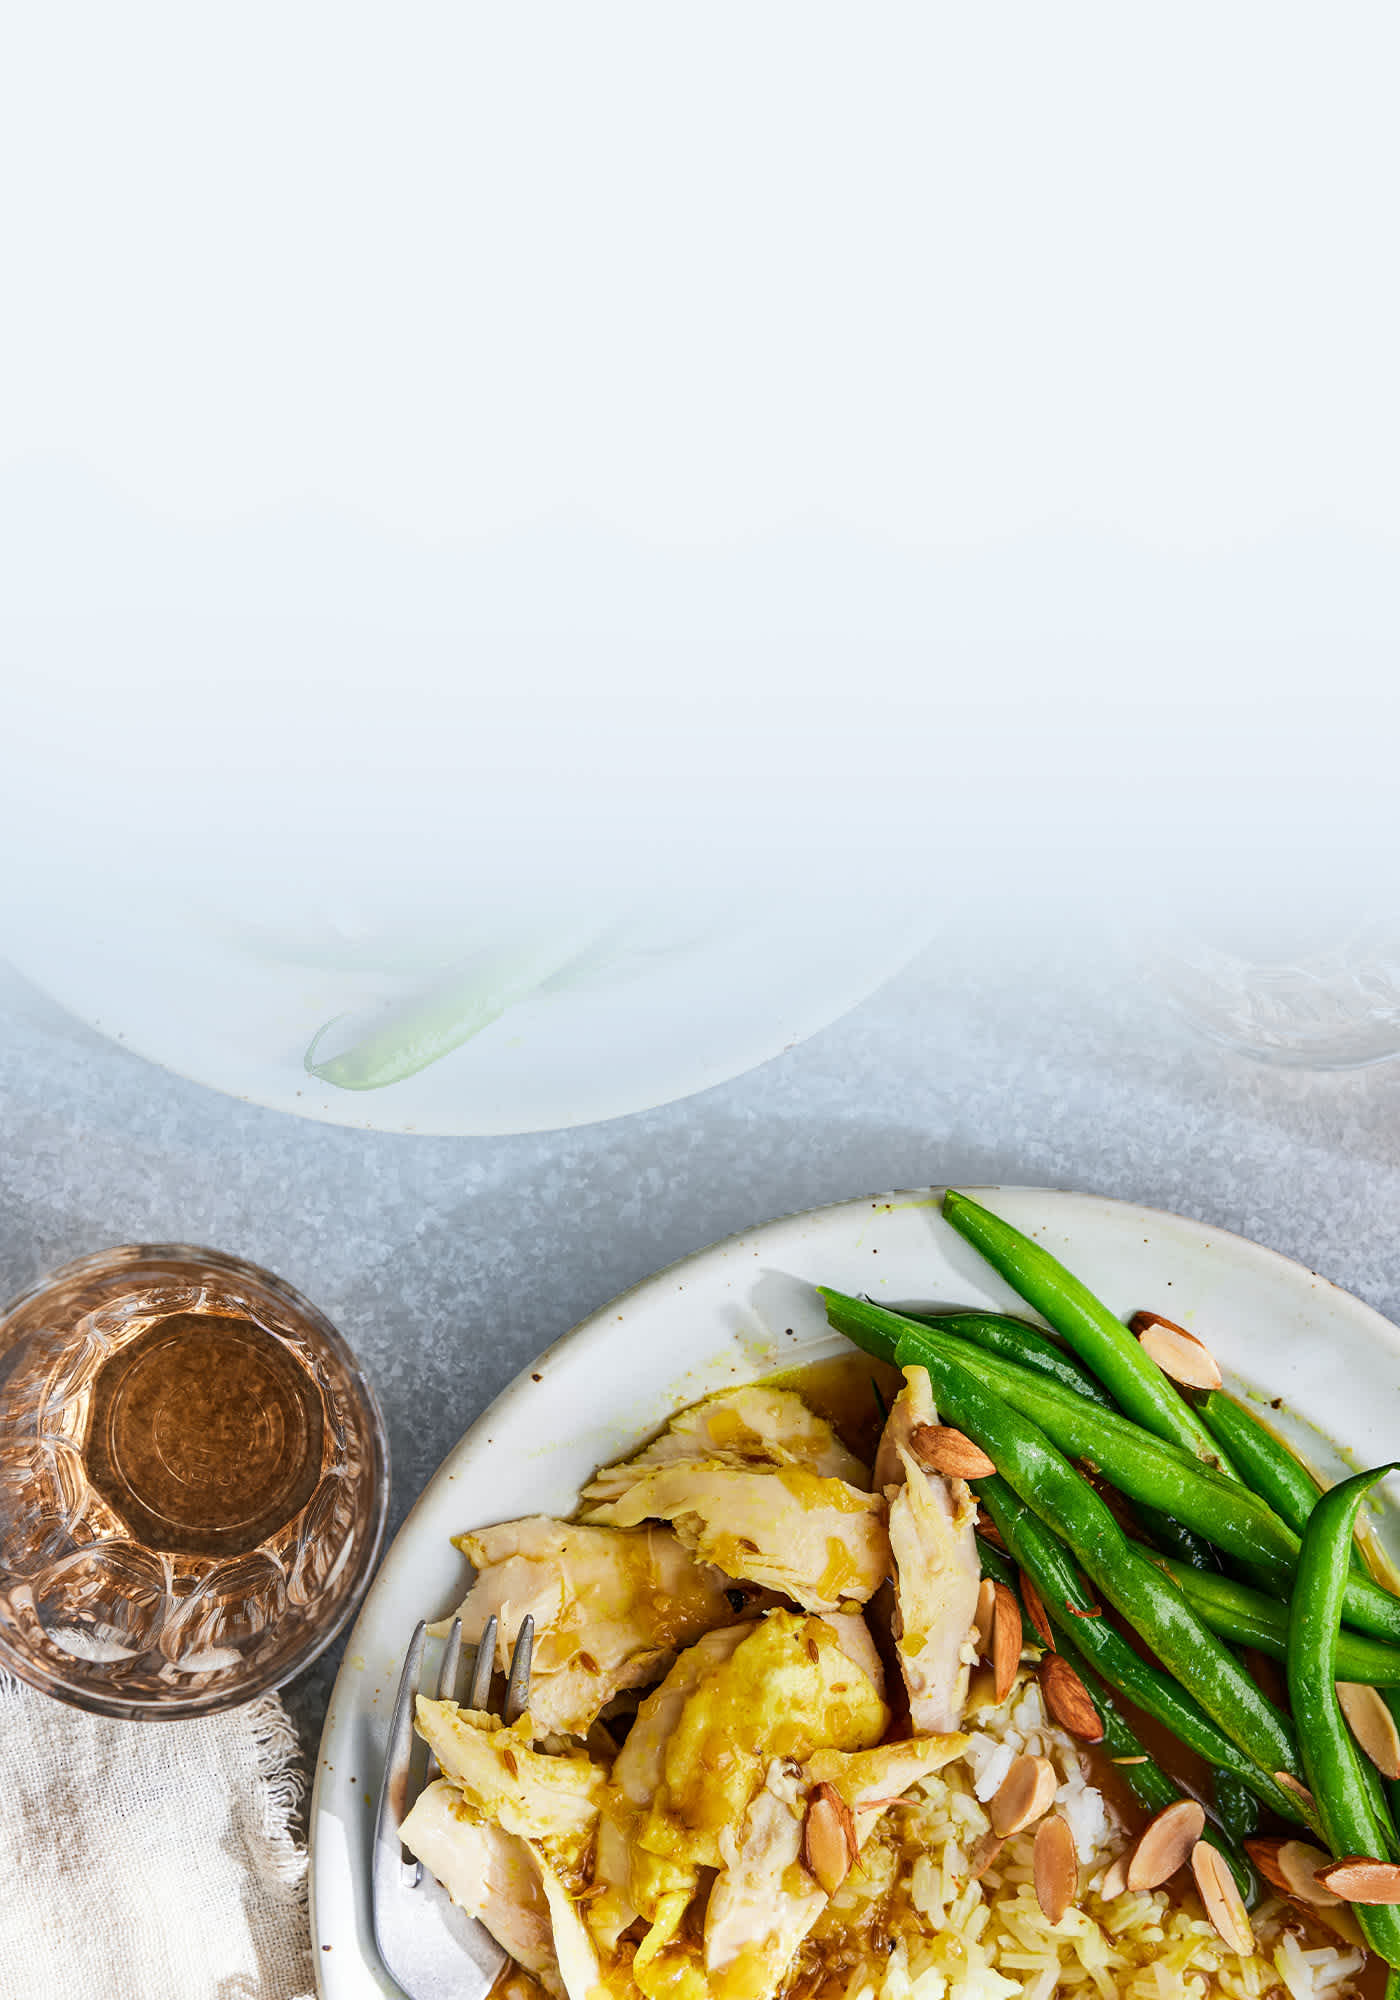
[372,1612,535,2000]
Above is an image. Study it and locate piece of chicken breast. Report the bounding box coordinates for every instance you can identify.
[582,1464,891,1612]
[583,1385,871,1502]
[441,1517,744,1739]
[398,1780,562,1995]
[413,1699,604,1879]
[876,1365,982,1731]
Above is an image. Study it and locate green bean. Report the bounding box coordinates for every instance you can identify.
[831,1289,1277,1551]
[1288,1463,1400,1969]
[941,1190,1239,1476]
[901,1308,1118,1409]
[1212,1772,1260,1849]
[978,1476,1312,1829]
[884,1343,1306,1796]
[1134,1507,1222,1575]
[1385,1691,1400,1843]
[1049,1620,1258,1902]
[1198,1392,1326,1533]
[975,1534,1021,1597]
[910,1302,1218,1569]
[1155,1557,1400,1685]
[824,1286,1400,1642]
[1201,1391,1369,1578]
[1360,1743,1400,1864]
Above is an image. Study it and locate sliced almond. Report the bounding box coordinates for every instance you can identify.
[972,1577,997,1660]
[1034,1813,1078,1923]
[1311,1903,1368,1948]
[1245,1838,1291,1896]
[1127,1800,1206,1890]
[1316,1856,1400,1904]
[1338,1681,1400,1780]
[1191,1840,1254,1955]
[1130,1312,1223,1392]
[1245,1840,1356,1925]
[1275,1771,1318,1814]
[991,1582,1023,1704]
[969,1831,1005,1880]
[910,1423,996,1480]
[1020,1571,1057,1650]
[963,1665,1001,1716]
[1278,1840,1346,1908]
[1099,1854,1129,1900]
[990,1753,1060,1837]
[801,1781,858,1896]
[1039,1654,1103,1742]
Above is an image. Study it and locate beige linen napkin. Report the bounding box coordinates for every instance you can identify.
[0,1672,315,1999]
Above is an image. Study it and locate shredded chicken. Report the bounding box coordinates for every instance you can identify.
[405,1375,986,2000]
[413,1699,603,1877]
[582,1385,872,1501]
[589,1624,752,1951]
[399,1780,562,1993]
[440,1517,743,1737]
[582,1462,891,1612]
[702,1734,969,1999]
[878,1365,981,1730]
[634,1609,888,1873]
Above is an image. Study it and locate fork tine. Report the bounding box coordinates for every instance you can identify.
[503,1614,534,1725]
[438,1616,464,1703]
[372,1619,427,1890]
[467,1613,497,1710]
[423,1617,463,1789]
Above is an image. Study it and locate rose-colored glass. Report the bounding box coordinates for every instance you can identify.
[0,1245,388,1719]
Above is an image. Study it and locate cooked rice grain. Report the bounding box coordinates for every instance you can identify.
[798,1675,1363,2000]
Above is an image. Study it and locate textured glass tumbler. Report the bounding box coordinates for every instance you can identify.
[1147,923,1400,1070]
[0,1245,388,1719]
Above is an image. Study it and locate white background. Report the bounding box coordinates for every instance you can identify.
[1,5,1397,1116]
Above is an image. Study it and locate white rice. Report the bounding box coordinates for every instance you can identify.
[797,1669,1365,2000]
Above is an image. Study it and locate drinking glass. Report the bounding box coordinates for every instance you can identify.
[0,1244,388,1719]
[1146,922,1400,1070]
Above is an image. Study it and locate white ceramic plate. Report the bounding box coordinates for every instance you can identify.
[308,1185,1400,1998]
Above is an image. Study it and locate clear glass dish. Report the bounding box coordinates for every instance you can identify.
[0,1244,388,1719]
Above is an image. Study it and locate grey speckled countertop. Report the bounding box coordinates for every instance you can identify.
[4,922,1400,1792]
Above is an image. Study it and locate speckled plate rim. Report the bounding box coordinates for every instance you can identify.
[309,1185,1400,1998]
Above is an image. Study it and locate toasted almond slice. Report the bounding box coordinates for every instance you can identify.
[1191,1840,1254,1954]
[1338,1681,1400,1780]
[1099,1854,1129,1900]
[1245,1838,1291,1896]
[1274,1771,1318,1814]
[1034,1813,1078,1923]
[1020,1570,1057,1650]
[1316,1857,1400,1904]
[964,1664,1001,1717]
[1278,1840,1345,1908]
[1040,1654,1104,1742]
[1131,1313,1223,1391]
[969,1831,1005,1880]
[1246,1839,1356,1926]
[1311,1902,1368,1948]
[991,1582,1023,1704]
[801,1781,859,1896]
[990,1753,1060,1837]
[910,1422,997,1480]
[1127,1800,1206,1890]
[972,1577,997,1660]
